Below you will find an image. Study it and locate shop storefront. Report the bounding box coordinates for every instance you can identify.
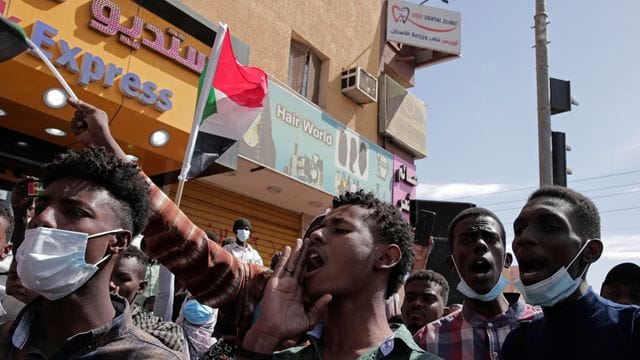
[1,0,399,264]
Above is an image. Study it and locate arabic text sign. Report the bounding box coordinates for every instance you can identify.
[387,0,461,55]
[89,0,206,74]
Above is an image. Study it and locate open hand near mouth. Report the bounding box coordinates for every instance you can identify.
[241,238,332,355]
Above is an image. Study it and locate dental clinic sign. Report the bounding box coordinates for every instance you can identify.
[387,0,461,55]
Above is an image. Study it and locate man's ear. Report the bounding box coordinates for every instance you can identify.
[109,231,132,254]
[582,238,603,264]
[137,279,148,295]
[375,244,401,270]
[504,253,513,269]
[0,243,12,259]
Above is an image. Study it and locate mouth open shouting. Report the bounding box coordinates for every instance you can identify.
[304,248,325,277]
[518,258,547,285]
[469,257,493,279]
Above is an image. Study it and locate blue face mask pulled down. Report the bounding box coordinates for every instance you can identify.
[515,239,592,307]
[183,299,214,325]
[452,257,508,302]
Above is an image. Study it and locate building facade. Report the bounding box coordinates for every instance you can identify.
[0,0,459,265]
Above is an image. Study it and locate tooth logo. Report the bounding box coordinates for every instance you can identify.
[392,5,410,23]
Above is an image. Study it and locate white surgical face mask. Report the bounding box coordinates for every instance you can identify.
[451,256,508,302]
[236,229,250,242]
[515,239,593,307]
[17,227,124,301]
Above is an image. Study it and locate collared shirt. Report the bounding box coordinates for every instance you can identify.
[274,324,441,359]
[142,180,271,339]
[0,294,182,359]
[223,242,263,265]
[501,288,640,360]
[414,294,542,360]
[130,303,185,353]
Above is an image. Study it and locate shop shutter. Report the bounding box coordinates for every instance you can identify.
[168,180,301,268]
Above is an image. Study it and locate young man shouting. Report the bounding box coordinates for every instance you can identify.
[414,207,541,359]
[67,98,440,359]
[502,186,640,359]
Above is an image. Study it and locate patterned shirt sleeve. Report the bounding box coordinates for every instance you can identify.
[131,304,185,352]
[142,180,273,338]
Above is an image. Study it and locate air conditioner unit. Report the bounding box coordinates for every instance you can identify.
[341,67,378,104]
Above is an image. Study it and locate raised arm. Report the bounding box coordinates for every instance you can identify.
[67,98,271,337]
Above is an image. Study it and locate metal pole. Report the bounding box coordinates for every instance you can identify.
[174,22,228,208]
[534,0,553,186]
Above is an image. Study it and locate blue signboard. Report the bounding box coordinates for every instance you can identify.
[239,81,393,201]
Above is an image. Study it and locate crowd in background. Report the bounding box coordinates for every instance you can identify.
[0,99,638,359]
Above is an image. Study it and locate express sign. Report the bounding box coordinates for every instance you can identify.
[31,20,173,112]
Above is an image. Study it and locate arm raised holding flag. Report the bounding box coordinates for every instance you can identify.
[66,22,270,340]
[68,96,273,341]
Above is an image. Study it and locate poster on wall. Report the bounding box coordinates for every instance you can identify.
[239,81,393,202]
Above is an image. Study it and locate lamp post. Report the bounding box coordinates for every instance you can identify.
[534,0,553,186]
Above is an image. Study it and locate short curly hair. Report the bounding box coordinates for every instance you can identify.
[0,204,14,244]
[119,245,150,278]
[332,190,413,299]
[405,269,450,304]
[528,186,600,241]
[42,147,151,236]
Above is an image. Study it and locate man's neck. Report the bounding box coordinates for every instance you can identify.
[236,239,247,248]
[463,293,510,318]
[33,273,116,355]
[321,290,393,359]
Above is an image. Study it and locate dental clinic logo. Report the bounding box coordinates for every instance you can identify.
[392,5,410,24]
[391,4,456,33]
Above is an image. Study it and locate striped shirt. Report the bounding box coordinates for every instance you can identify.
[142,180,272,339]
[414,294,542,360]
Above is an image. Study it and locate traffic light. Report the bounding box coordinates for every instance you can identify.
[552,131,568,186]
[550,78,571,115]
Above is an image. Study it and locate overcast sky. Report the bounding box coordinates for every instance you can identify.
[411,0,640,292]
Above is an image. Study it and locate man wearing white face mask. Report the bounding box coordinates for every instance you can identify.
[502,186,640,360]
[414,207,541,359]
[223,218,263,265]
[0,147,181,359]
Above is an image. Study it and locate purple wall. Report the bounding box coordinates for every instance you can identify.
[392,155,417,222]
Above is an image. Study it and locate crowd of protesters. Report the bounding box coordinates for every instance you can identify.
[0,98,638,359]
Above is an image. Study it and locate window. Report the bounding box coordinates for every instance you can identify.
[288,41,321,104]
